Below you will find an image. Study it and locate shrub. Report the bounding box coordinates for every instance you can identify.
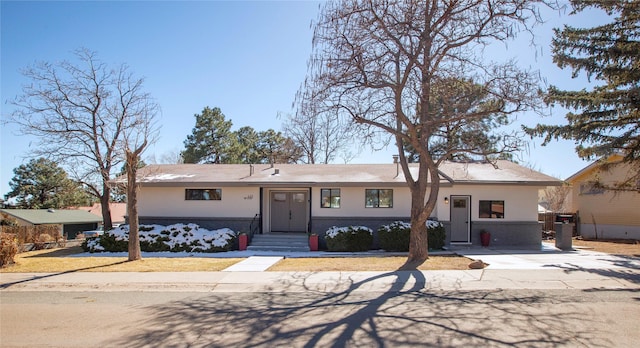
[82,232,128,252]
[0,234,19,267]
[325,226,373,252]
[378,220,446,251]
[33,233,55,250]
[82,224,236,253]
[378,221,411,251]
[427,220,446,250]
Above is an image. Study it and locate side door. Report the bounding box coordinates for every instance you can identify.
[450,195,471,243]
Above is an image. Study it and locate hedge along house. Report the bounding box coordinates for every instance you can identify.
[123,160,560,249]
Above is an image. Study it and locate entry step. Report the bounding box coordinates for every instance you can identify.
[247,234,310,252]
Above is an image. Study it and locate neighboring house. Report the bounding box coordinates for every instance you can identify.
[0,208,102,239]
[566,154,640,240]
[74,202,127,226]
[125,160,560,249]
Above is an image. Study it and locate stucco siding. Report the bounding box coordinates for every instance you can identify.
[139,186,260,218]
[438,185,541,222]
[311,187,412,217]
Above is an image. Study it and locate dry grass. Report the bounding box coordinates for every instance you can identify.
[571,238,640,256]
[268,255,472,272]
[5,239,638,274]
[0,246,243,273]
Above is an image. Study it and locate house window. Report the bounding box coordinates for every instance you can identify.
[580,181,604,195]
[321,189,341,208]
[365,189,393,208]
[479,200,504,218]
[185,189,221,201]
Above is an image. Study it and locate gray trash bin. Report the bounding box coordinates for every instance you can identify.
[554,222,574,250]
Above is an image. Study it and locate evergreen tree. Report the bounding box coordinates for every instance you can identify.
[181,107,234,164]
[4,158,93,209]
[232,126,261,164]
[256,129,302,164]
[181,106,302,164]
[526,0,639,164]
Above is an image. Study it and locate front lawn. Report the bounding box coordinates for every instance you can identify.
[0,247,243,273]
[571,238,640,256]
[268,255,472,271]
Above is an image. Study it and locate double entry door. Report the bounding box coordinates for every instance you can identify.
[270,191,308,233]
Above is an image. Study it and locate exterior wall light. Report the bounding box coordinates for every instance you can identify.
[444,197,449,204]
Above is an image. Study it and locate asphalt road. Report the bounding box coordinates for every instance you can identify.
[2,289,639,347]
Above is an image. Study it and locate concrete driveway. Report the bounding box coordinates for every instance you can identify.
[452,242,640,270]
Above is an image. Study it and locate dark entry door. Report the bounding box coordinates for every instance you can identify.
[270,191,308,232]
[450,196,471,243]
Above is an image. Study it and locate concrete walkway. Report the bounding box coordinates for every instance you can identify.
[221,256,283,272]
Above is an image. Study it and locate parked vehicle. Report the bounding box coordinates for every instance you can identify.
[83,226,104,238]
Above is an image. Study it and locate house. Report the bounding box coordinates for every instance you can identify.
[566,154,640,240]
[126,160,560,249]
[0,208,102,239]
[74,202,127,226]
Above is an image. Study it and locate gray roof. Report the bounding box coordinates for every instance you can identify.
[124,161,560,187]
[0,209,102,225]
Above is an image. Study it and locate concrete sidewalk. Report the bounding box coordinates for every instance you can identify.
[1,244,638,293]
[2,267,638,293]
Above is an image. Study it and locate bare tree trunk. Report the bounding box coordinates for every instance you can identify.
[100,183,113,231]
[126,151,141,261]
[403,203,429,269]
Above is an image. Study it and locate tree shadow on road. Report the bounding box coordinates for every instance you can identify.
[113,270,611,348]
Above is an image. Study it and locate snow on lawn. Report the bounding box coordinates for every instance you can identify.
[85,223,236,253]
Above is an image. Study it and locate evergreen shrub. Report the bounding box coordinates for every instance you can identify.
[378,220,446,251]
[325,226,373,252]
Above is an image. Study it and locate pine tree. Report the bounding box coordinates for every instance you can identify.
[181,107,234,164]
[526,0,639,164]
[4,158,93,209]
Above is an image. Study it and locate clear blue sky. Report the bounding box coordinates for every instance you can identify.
[1,1,609,197]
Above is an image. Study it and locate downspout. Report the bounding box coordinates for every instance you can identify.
[259,188,263,234]
[308,187,312,234]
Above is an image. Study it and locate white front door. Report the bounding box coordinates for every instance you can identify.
[450,195,471,243]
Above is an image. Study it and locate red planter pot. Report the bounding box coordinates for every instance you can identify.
[480,232,491,247]
[239,234,248,251]
[309,234,319,251]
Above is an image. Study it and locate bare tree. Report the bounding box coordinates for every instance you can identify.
[298,0,548,267]
[281,107,356,164]
[111,68,160,261]
[147,148,185,164]
[540,185,571,213]
[8,48,158,232]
